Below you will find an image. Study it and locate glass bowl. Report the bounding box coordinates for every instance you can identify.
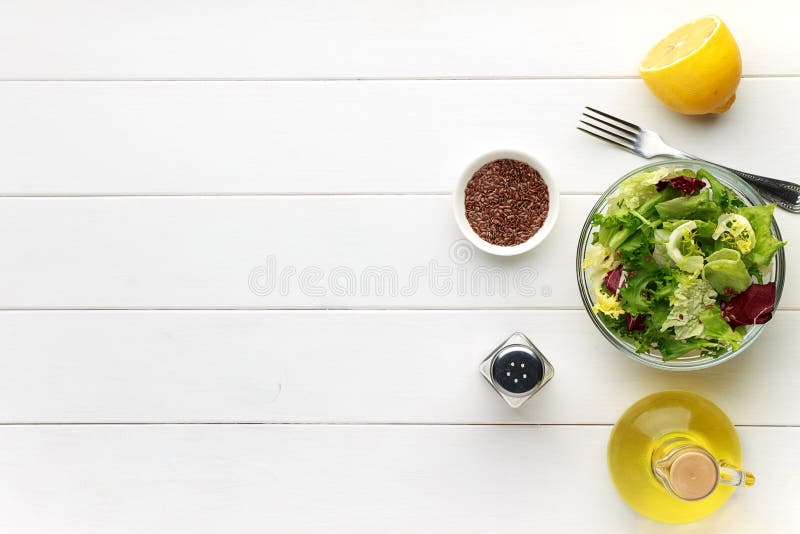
[576,159,785,371]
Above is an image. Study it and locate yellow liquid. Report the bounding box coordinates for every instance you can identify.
[607,391,742,524]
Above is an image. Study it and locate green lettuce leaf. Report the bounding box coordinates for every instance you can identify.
[736,204,787,266]
[698,169,745,211]
[703,249,752,296]
[591,212,639,249]
[660,276,717,339]
[657,337,711,361]
[657,336,731,360]
[655,189,721,221]
[699,305,744,349]
[606,168,670,214]
[619,257,675,316]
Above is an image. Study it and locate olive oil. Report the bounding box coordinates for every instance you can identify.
[608,391,753,524]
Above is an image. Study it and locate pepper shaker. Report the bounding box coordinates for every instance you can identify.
[479,332,554,408]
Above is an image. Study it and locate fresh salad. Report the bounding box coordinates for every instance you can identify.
[582,166,786,361]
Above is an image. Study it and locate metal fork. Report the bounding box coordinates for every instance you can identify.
[578,106,800,213]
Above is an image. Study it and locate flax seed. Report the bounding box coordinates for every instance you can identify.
[464,159,549,246]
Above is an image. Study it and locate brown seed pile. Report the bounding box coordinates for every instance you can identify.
[464,159,549,246]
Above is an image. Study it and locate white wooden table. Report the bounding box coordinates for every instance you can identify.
[1,2,798,532]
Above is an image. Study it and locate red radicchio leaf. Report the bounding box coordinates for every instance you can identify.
[604,265,625,296]
[625,313,647,331]
[656,176,707,195]
[720,282,777,328]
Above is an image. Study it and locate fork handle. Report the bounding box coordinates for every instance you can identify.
[722,168,800,213]
[680,153,800,213]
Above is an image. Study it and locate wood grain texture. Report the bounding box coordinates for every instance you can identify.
[0,310,797,425]
[0,425,795,534]
[0,1,798,78]
[0,195,795,309]
[1,79,798,195]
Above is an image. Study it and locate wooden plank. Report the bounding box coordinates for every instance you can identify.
[0,195,800,308]
[1,79,799,195]
[0,424,794,533]
[0,310,796,425]
[0,1,797,78]
[0,195,795,309]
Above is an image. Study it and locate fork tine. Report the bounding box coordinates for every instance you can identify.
[578,121,636,147]
[585,106,642,132]
[577,126,636,153]
[580,115,637,142]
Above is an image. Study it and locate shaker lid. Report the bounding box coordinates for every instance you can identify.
[491,345,544,395]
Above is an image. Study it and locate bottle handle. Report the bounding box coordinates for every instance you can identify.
[719,462,756,488]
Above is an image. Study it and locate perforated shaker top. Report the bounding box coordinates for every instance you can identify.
[490,346,544,394]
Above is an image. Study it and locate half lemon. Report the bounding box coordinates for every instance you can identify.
[639,15,742,115]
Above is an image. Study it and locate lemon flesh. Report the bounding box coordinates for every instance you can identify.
[639,15,742,115]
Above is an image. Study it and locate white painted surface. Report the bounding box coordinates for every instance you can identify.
[1,1,798,78]
[0,195,797,309]
[0,310,797,425]
[1,79,798,195]
[1,1,798,532]
[0,425,797,534]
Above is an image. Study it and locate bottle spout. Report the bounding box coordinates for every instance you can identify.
[719,464,756,488]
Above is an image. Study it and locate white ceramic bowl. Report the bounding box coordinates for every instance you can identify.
[452,150,559,256]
